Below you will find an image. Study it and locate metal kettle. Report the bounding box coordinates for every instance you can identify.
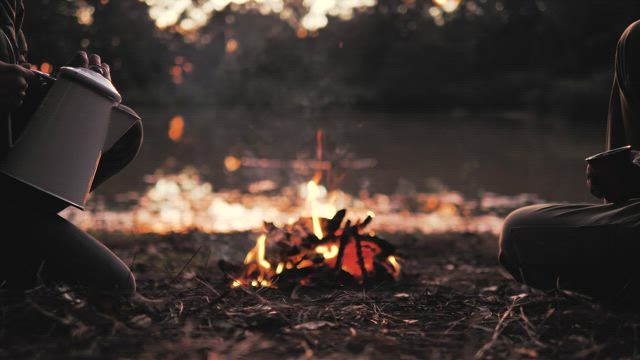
[0,67,142,210]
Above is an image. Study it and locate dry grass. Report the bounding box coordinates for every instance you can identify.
[1,231,640,359]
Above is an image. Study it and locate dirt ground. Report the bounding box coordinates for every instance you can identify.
[2,231,640,360]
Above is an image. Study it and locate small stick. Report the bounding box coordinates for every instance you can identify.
[326,209,346,236]
[171,246,202,283]
[358,215,373,230]
[474,303,516,359]
[195,276,221,297]
[354,231,368,284]
[334,220,351,273]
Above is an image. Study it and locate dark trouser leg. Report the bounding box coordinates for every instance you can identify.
[0,208,135,297]
[0,104,142,297]
[608,20,640,149]
[499,202,640,300]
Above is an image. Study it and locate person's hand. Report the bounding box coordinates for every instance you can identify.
[586,162,605,199]
[0,60,35,111]
[587,150,640,202]
[65,51,111,81]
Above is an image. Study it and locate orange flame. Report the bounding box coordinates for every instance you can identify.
[387,256,401,279]
[244,234,271,270]
[315,244,339,259]
[229,211,401,288]
[307,180,324,239]
[239,234,273,287]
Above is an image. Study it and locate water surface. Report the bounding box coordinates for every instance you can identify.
[97,108,604,204]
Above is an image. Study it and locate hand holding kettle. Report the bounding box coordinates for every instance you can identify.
[65,51,111,81]
[0,61,143,210]
[1,50,112,118]
[0,60,35,110]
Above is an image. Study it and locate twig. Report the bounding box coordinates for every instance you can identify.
[26,299,73,326]
[516,306,547,348]
[129,248,141,269]
[171,246,202,283]
[194,276,221,296]
[334,220,351,274]
[474,302,516,359]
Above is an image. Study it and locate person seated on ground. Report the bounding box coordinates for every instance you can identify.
[499,20,640,302]
[0,0,141,297]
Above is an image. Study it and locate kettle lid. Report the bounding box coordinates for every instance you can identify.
[58,66,122,103]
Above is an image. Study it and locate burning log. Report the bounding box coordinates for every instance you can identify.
[221,209,401,289]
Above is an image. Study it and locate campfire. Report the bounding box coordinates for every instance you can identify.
[220,130,401,288]
[223,178,402,289]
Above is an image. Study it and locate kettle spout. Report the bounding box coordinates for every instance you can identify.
[91,104,143,192]
[105,104,142,151]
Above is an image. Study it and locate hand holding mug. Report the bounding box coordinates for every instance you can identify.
[586,146,635,203]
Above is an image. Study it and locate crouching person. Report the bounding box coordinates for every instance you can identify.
[0,1,140,297]
[499,20,640,301]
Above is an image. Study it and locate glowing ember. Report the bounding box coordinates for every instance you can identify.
[223,208,402,289]
[387,255,401,278]
[315,244,339,259]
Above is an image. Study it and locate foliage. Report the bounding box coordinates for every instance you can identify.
[21,0,640,117]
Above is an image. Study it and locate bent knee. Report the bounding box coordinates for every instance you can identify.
[499,204,552,264]
[500,205,548,242]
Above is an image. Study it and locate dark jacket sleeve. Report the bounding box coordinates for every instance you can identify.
[15,0,27,64]
[0,0,27,160]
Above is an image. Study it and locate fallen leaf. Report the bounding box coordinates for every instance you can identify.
[403,319,419,324]
[481,286,498,292]
[293,321,336,331]
[394,293,411,298]
[513,347,538,358]
[510,293,529,301]
[129,314,152,328]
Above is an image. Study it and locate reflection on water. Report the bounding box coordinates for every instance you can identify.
[63,166,535,235]
[97,108,603,203]
[66,108,605,234]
